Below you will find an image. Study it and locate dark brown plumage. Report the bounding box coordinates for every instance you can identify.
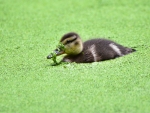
[48,32,136,63]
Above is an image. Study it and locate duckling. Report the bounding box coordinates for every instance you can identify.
[47,32,136,63]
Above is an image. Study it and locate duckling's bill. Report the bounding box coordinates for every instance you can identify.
[47,49,65,59]
[47,43,65,59]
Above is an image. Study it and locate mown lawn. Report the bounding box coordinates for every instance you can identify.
[0,0,150,113]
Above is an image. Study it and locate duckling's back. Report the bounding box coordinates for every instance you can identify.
[83,38,135,61]
[62,38,135,63]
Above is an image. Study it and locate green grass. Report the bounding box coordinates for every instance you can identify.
[0,0,150,112]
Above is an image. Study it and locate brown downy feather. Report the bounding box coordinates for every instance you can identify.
[59,32,136,63]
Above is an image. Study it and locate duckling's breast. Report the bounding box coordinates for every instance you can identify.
[62,52,95,63]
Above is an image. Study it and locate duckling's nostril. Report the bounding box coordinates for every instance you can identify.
[54,49,60,54]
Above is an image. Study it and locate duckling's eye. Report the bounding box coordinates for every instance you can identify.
[65,37,77,44]
[66,40,74,44]
[66,40,71,44]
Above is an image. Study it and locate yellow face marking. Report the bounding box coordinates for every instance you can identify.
[64,38,83,55]
[59,35,83,55]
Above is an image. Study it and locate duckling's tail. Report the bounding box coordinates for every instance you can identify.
[125,47,136,55]
[131,48,136,52]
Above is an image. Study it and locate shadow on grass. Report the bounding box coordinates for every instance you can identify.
[46,61,70,67]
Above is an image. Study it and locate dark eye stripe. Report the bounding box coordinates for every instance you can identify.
[65,37,77,44]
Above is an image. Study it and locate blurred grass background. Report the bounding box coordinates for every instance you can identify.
[0,0,150,112]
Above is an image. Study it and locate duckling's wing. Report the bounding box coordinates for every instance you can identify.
[83,38,135,61]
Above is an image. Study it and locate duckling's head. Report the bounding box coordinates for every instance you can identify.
[59,32,83,55]
[47,32,83,58]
